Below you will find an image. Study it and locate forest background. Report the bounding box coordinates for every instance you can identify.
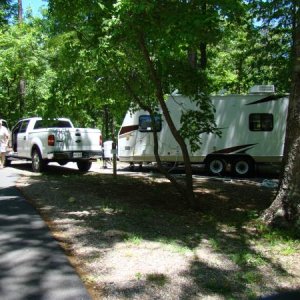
[0,0,293,138]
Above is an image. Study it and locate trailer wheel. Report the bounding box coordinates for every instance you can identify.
[32,149,46,173]
[232,158,254,177]
[206,157,226,176]
[77,160,92,172]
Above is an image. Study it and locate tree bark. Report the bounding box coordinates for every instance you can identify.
[262,4,300,228]
[19,79,25,115]
[114,62,194,204]
[18,0,25,116]
[18,0,23,23]
[137,32,196,208]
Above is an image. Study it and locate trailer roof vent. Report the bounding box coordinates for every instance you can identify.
[249,85,275,94]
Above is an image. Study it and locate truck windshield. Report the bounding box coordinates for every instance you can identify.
[34,120,72,129]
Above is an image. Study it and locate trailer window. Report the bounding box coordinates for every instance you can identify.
[249,114,273,131]
[139,115,162,132]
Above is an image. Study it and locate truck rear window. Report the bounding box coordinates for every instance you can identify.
[34,120,72,129]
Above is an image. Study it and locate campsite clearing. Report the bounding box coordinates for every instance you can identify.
[17,163,300,300]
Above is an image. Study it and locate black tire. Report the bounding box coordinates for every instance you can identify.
[58,160,68,166]
[206,157,226,176]
[32,149,46,172]
[232,157,254,177]
[4,157,11,167]
[77,160,92,172]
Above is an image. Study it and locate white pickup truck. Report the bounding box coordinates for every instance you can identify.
[6,117,102,172]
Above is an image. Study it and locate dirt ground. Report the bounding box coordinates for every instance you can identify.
[15,162,300,300]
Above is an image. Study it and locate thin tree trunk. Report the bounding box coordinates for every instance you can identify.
[18,0,23,23]
[19,79,25,115]
[115,65,190,201]
[103,106,109,140]
[262,4,300,228]
[199,42,207,70]
[18,0,25,117]
[137,32,196,207]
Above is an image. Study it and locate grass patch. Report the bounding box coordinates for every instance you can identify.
[230,251,267,267]
[241,271,263,285]
[124,233,143,245]
[204,278,233,295]
[146,273,169,286]
[155,237,193,254]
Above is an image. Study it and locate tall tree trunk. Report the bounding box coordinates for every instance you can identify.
[199,42,207,70]
[18,0,25,117]
[262,4,300,228]
[19,79,25,115]
[18,0,23,23]
[103,106,109,140]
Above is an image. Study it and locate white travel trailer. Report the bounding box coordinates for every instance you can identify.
[118,86,289,176]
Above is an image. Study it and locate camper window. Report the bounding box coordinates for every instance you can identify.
[249,113,273,131]
[139,115,162,132]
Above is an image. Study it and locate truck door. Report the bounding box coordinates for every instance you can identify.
[16,120,30,157]
[12,121,21,152]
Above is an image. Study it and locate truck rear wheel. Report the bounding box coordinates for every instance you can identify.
[77,161,92,172]
[32,149,46,173]
[4,157,11,167]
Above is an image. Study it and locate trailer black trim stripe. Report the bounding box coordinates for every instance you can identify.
[119,125,139,135]
[246,94,287,105]
[212,143,257,154]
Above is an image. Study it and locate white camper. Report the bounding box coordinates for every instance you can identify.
[118,86,289,176]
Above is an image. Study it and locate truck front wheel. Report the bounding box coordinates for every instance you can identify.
[77,161,92,172]
[32,149,46,173]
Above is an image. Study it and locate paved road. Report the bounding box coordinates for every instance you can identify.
[0,167,91,300]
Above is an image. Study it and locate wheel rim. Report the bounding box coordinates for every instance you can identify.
[235,161,249,175]
[33,152,40,171]
[209,159,224,174]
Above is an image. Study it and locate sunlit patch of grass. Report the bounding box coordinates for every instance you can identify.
[124,234,143,245]
[156,238,193,255]
[208,238,221,251]
[254,222,300,254]
[135,272,143,280]
[146,273,169,286]
[280,244,298,255]
[230,251,267,267]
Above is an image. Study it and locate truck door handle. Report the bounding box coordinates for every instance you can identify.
[75,140,81,143]
[23,136,26,140]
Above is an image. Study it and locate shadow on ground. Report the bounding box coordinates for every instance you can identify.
[15,164,299,299]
